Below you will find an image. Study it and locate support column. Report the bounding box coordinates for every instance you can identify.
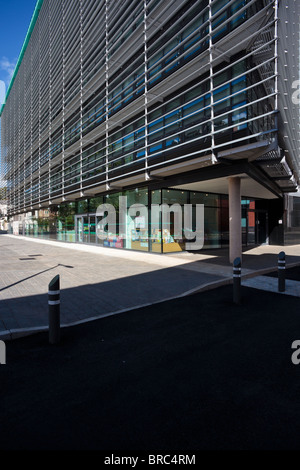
[229,177,242,263]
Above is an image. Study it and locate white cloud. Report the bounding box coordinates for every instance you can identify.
[0,57,17,87]
[0,80,5,105]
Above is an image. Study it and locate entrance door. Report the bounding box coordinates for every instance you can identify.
[83,216,89,243]
[244,209,268,246]
[76,216,83,243]
[76,215,97,244]
[90,216,96,244]
[256,211,268,245]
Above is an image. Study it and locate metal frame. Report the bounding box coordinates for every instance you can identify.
[1,0,299,218]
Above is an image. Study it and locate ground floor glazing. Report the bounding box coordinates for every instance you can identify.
[10,186,275,253]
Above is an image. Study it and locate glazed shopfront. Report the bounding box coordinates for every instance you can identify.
[16,186,273,253]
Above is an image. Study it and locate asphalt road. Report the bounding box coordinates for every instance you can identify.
[266,265,300,282]
[1,280,300,451]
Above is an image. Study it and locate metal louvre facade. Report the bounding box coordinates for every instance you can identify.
[0,0,299,251]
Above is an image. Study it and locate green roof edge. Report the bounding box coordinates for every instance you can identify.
[0,0,44,117]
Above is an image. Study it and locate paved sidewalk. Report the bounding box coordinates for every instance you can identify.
[243,276,300,297]
[1,234,300,339]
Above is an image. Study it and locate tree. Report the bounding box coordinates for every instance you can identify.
[0,187,7,201]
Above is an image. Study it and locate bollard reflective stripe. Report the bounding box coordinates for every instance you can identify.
[233,267,241,278]
[233,257,242,304]
[278,261,285,269]
[48,275,61,344]
[278,251,286,293]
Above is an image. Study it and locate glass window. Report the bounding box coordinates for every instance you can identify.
[90,216,96,244]
[231,0,247,29]
[220,195,229,246]
[77,200,88,214]
[148,50,163,85]
[124,188,149,252]
[182,15,203,43]
[162,189,188,252]
[212,0,227,15]
[212,9,228,41]
[57,203,76,242]
[151,189,161,205]
[163,189,188,205]
[148,117,164,143]
[149,107,163,122]
[89,196,104,213]
[135,118,145,149]
[214,114,229,131]
[165,110,181,135]
[214,71,228,87]
[123,76,134,103]
[125,188,148,207]
[190,192,219,207]
[165,98,181,113]
[232,102,247,131]
[183,97,205,127]
[135,66,145,90]
[232,77,247,105]
[214,83,230,114]
[203,207,221,248]
[123,133,134,152]
[150,216,162,252]
[233,60,246,78]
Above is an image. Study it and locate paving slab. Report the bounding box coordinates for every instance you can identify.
[242,276,300,297]
[0,235,224,338]
[1,234,300,339]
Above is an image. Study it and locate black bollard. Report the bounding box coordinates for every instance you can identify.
[278,251,286,293]
[0,340,6,365]
[233,257,242,305]
[48,275,61,344]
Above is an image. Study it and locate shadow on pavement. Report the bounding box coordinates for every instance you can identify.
[0,264,74,293]
[1,284,300,450]
[265,265,300,282]
[190,247,300,270]
[0,264,223,331]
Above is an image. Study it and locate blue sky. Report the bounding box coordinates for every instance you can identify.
[0,0,37,103]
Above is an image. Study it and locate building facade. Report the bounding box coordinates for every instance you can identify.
[1,0,299,259]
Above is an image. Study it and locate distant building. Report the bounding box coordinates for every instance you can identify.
[0,0,299,259]
[0,201,7,230]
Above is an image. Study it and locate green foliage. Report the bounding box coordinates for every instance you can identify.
[0,187,7,200]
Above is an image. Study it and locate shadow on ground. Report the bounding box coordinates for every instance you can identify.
[266,265,300,282]
[0,264,222,331]
[189,246,300,270]
[1,283,300,450]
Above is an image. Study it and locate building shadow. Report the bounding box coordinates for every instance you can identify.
[188,246,300,269]
[0,262,223,332]
[1,246,300,334]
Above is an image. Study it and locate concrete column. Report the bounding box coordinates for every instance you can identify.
[229,177,242,263]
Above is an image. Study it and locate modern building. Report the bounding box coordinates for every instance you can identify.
[0,202,7,231]
[1,0,299,260]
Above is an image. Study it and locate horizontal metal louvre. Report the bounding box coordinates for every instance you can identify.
[1,0,299,216]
